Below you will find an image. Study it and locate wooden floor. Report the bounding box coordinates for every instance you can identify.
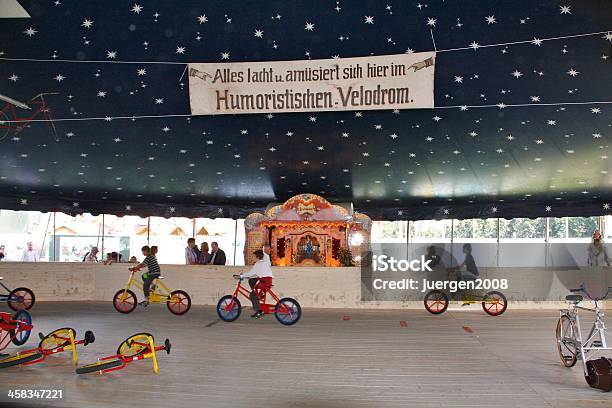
[0,302,610,408]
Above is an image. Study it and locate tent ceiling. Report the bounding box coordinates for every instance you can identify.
[0,0,610,220]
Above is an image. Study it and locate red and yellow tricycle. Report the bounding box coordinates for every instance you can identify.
[0,327,95,368]
[76,333,170,375]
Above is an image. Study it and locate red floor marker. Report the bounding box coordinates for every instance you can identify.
[399,320,407,327]
[342,315,351,321]
[462,326,474,333]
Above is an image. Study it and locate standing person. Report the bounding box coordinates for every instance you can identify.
[209,242,227,265]
[21,242,39,262]
[237,246,273,318]
[198,242,211,264]
[83,247,99,262]
[185,238,198,265]
[0,245,5,261]
[588,230,610,267]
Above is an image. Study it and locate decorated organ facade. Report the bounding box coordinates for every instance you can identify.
[244,194,371,266]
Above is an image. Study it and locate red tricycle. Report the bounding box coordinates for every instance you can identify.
[0,310,32,354]
[216,275,301,325]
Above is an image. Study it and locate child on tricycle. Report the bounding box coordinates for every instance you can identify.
[237,246,273,319]
[130,245,161,308]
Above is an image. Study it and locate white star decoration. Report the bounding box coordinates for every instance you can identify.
[305,22,315,31]
[24,27,37,37]
[131,4,143,14]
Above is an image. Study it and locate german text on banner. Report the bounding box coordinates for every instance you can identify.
[188,52,436,115]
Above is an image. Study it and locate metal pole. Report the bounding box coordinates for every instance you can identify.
[53,212,56,262]
[233,219,238,265]
[496,218,500,267]
[147,217,151,246]
[101,214,105,258]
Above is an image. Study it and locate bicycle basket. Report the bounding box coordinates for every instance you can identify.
[585,357,612,391]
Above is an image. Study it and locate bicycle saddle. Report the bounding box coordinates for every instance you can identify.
[566,294,583,303]
[0,277,3,280]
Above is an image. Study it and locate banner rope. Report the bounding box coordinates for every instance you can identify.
[0,101,610,124]
[0,30,609,65]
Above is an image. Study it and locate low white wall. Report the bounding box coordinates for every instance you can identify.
[0,263,610,309]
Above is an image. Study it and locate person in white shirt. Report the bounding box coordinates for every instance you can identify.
[237,245,273,319]
[84,247,99,262]
[21,242,39,262]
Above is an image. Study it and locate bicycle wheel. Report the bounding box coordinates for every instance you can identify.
[274,298,301,326]
[38,328,76,351]
[10,310,32,346]
[8,287,35,311]
[556,314,578,368]
[0,350,43,369]
[117,333,154,358]
[113,289,137,314]
[167,290,191,315]
[76,358,123,374]
[424,290,449,314]
[482,291,508,316]
[216,295,241,322]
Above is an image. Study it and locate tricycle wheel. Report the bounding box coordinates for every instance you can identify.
[482,291,507,316]
[0,350,44,369]
[38,328,76,351]
[216,295,241,322]
[424,290,449,314]
[274,298,301,325]
[8,287,35,311]
[113,289,137,313]
[167,290,191,315]
[76,358,123,374]
[117,333,154,357]
[10,310,32,346]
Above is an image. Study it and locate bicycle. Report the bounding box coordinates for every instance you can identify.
[76,333,170,375]
[113,268,191,315]
[217,275,301,325]
[556,284,612,390]
[0,92,59,142]
[0,327,95,368]
[424,289,507,316]
[0,277,35,311]
[0,310,32,354]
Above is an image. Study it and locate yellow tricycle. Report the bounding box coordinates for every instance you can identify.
[113,267,191,315]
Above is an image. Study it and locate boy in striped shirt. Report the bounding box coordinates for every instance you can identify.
[129,245,161,307]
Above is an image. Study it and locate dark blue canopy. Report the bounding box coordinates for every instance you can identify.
[0,0,610,220]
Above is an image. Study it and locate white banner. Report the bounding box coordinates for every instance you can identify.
[188,51,435,115]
